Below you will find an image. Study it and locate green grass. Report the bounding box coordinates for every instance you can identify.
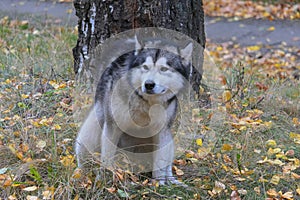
[0,15,299,199]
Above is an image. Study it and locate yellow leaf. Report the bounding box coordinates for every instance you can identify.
[289,132,300,140]
[66,9,73,14]
[74,194,80,200]
[58,83,67,89]
[5,79,12,84]
[267,148,281,155]
[296,188,300,195]
[21,94,29,99]
[267,26,275,31]
[49,80,59,89]
[275,152,286,159]
[270,175,280,185]
[247,45,261,51]
[239,126,247,131]
[222,90,231,102]
[8,144,16,154]
[222,144,233,151]
[60,155,75,168]
[72,168,82,179]
[264,121,272,128]
[292,118,299,125]
[196,138,203,146]
[216,46,223,51]
[16,152,23,160]
[185,151,194,158]
[51,124,61,131]
[266,140,277,148]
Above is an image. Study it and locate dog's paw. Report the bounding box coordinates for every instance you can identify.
[155,177,187,187]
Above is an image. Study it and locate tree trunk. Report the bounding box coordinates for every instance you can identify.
[73,0,205,96]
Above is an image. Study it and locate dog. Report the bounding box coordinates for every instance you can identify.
[75,37,193,185]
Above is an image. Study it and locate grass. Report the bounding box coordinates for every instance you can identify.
[0,14,299,199]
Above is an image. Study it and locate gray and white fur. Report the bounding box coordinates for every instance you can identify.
[75,37,193,185]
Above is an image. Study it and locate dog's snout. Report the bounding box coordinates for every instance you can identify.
[144,80,155,90]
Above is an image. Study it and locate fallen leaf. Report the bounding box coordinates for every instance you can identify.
[267,26,275,31]
[266,140,277,147]
[106,187,117,194]
[22,186,38,192]
[267,188,278,197]
[237,189,247,195]
[222,144,233,151]
[212,181,226,194]
[26,196,38,200]
[230,191,241,200]
[222,90,232,102]
[175,168,184,176]
[196,138,203,146]
[267,148,281,155]
[0,168,8,175]
[51,124,61,131]
[72,168,82,179]
[36,140,47,149]
[291,172,300,179]
[270,175,280,185]
[280,191,293,200]
[254,187,261,195]
[247,45,261,52]
[42,190,52,200]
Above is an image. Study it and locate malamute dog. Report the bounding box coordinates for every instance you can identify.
[75,37,193,185]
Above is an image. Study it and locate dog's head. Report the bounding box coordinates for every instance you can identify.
[128,39,193,101]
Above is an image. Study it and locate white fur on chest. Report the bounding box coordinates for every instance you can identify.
[109,78,172,138]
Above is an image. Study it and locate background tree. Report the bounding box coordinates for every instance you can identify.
[73,0,206,97]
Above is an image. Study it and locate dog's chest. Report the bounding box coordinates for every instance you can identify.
[111,93,168,131]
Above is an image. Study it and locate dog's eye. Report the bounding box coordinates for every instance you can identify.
[160,67,169,72]
[142,65,149,70]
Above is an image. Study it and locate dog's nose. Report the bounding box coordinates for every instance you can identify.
[144,80,155,90]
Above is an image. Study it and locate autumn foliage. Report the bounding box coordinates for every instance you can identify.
[0,1,300,199]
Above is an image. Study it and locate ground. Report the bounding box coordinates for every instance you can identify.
[0,0,299,199]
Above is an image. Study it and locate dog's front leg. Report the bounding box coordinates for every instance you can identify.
[101,122,121,168]
[75,107,102,168]
[153,129,179,185]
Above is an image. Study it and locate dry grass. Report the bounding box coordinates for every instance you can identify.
[0,14,299,199]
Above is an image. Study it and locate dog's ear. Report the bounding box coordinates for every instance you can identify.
[134,35,142,55]
[180,42,193,61]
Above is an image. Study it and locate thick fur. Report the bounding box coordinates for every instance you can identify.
[75,40,192,185]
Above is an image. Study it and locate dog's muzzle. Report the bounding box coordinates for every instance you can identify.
[142,80,166,94]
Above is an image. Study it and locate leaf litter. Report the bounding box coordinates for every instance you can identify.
[0,8,300,199]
